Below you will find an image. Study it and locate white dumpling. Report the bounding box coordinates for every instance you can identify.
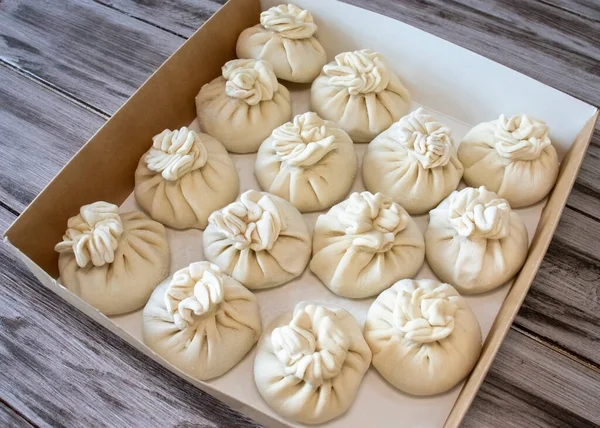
[362,108,464,214]
[458,114,560,207]
[236,4,327,83]
[143,261,262,380]
[203,189,311,289]
[255,112,357,212]
[135,127,239,229]
[310,191,425,298]
[311,49,411,142]
[254,302,371,424]
[55,202,170,315]
[364,279,482,396]
[196,59,292,153]
[425,186,528,294]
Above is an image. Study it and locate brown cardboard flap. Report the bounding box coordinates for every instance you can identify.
[4,0,261,278]
[445,109,599,427]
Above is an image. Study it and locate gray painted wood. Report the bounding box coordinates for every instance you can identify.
[465,327,600,428]
[0,64,105,212]
[0,403,34,428]
[1,0,599,365]
[2,196,599,428]
[516,207,600,364]
[0,219,260,428]
[0,0,599,427]
[0,0,184,115]
[93,0,226,38]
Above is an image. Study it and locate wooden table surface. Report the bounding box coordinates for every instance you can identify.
[0,0,599,427]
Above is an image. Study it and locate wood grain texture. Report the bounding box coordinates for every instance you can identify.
[0,0,599,427]
[340,0,600,106]
[1,28,598,367]
[516,208,600,364]
[0,207,258,428]
[0,64,105,212]
[542,0,600,21]
[0,402,33,428]
[2,191,599,428]
[0,0,184,114]
[465,328,600,428]
[94,0,226,37]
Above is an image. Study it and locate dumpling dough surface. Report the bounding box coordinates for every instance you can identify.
[254,302,371,424]
[55,201,170,315]
[310,191,425,298]
[458,114,559,207]
[362,108,463,214]
[236,4,327,83]
[203,189,311,289]
[255,112,357,212]
[311,49,411,142]
[425,186,529,294]
[143,261,262,380]
[135,127,239,229]
[196,59,292,153]
[364,279,482,396]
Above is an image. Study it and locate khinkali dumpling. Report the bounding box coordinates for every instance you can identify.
[255,112,357,212]
[55,202,170,315]
[236,4,327,83]
[254,302,371,424]
[362,108,463,214]
[310,191,425,298]
[458,114,559,207]
[196,59,292,153]
[203,189,311,289]
[364,279,482,395]
[143,261,262,380]
[135,127,239,229]
[311,49,411,142]
[425,186,528,294]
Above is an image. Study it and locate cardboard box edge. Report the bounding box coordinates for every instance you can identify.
[1,235,291,428]
[443,108,599,428]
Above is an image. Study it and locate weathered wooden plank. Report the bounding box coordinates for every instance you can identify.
[464,328,600,428]
[517,207,600,364]
[542,0,600,21]
[0,0,598,426]
[0,206,15,235]
[0,402,34,428]
[0,64,105,212]
[0,226,259,427]
[3,221,598,428]
[94,0,225,38]
[0,0,183,114]
[341,0,600,106]
[568,139,600,220]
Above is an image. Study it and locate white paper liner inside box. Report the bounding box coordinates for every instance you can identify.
[114,97,542,428]
[106,0,597,426]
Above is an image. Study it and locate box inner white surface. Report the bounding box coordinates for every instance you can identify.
[110,0,596,427]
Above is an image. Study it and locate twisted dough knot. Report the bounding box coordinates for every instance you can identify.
[164,262,225,330]
[260,4,317,39]
[272,305,349,386]
[208,190,286,251]
[448,186,511,239]
[393,283,457,343]
[338,192,408,252]
[145,127,208,181]
[272,112,338,167]
[493,114,551,161]
[397,108,453,169]
[323,49,391,95]
[55,201,123,268]
[222,59,279,105]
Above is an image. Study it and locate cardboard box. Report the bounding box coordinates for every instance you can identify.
[4,0,598,426]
